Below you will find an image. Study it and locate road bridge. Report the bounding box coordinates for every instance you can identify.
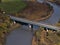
[10,16,60,31]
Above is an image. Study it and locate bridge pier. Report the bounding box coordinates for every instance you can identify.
[46,28,49,36]
[28,24,33,32]
[44,27,49,36]
[13,21,16,24]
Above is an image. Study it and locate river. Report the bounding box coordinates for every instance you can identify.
[5,0,60,45]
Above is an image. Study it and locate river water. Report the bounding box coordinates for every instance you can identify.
[5,0,60,45]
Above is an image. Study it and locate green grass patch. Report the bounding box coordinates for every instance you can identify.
[2,0,22,2]
[0,1,27,14]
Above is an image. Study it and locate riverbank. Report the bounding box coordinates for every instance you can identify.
[0,14,21,45]
[32,36,37,45]
[7,23,21,34]
[32,28,60,45]
[0,23,21,45]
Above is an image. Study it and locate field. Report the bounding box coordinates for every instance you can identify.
[0,0,27,14]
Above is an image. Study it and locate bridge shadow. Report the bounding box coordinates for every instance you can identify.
[15,20,28,26]
[11,20,57,32]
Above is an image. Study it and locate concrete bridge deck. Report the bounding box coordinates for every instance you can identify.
[10,16,60,31]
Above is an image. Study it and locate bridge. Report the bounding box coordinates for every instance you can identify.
[10,16,60,31]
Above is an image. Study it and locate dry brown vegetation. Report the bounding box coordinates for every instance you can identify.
[0,13,11,45]
[12,1,53,21]
[32,28,60,45]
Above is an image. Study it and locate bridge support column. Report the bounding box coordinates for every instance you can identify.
[46,28,49,36]
[44,27,49,36]
[13,21,16,24]
[28,24,33,32]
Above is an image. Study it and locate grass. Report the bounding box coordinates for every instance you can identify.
[2,0,22,2]
[0,0,27,14]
